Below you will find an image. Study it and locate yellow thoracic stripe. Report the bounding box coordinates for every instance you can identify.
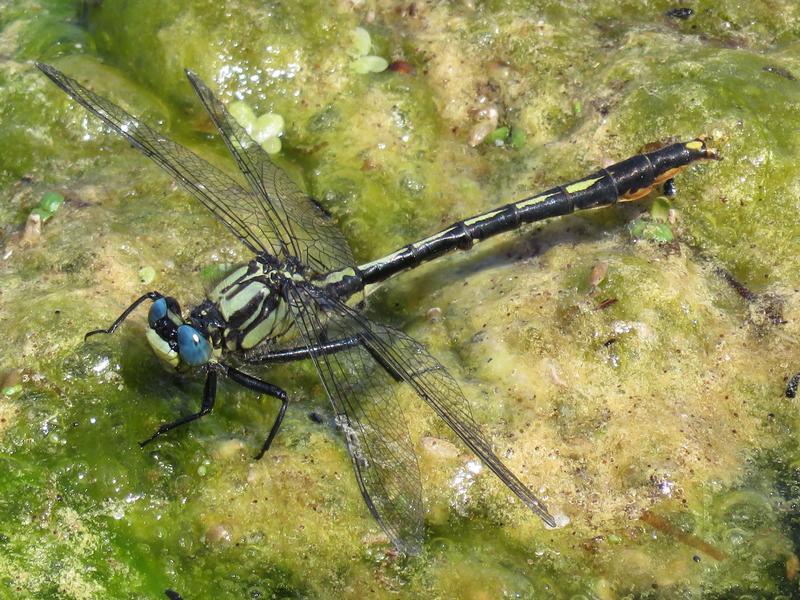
[241,299,289,349]
[220,281,264,321]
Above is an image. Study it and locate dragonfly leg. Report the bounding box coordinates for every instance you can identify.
[663,178,677,197]
[242,336,362,364]
[247,336,431,383]
[85,291,163,340]
[219,364,288,460]
[140,368,217,448]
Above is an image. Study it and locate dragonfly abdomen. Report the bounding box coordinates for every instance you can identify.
[357,139,717,285]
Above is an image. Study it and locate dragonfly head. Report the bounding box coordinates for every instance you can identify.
[146,296,212,369]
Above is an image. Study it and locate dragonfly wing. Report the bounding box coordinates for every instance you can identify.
[285,283,424,553]
[291,283,556,528]
[37,62,283,258]
[185,71,356,275]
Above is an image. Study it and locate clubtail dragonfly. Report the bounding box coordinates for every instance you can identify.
[37,62,717,552]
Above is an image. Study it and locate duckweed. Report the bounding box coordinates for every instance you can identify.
[138,265,156,284]
[650,196,671,222]
[29,190,64,222]
[349,26,388,74]
[485,126,510,145]
[628,218,675,242]
[351,55,389,74]
[351,27,372,57]
[226,101,284,154]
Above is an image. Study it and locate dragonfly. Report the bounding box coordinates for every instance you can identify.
[37,62,718,553]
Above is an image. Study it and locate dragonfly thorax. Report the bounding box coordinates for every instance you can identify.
[195,258,302,352]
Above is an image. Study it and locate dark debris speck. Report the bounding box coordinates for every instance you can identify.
[666,7,694,19]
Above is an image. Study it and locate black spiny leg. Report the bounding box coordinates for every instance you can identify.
[663,178,677,197]
[242,336,362,365]
[221,364,288,460]
[140,369,218,448]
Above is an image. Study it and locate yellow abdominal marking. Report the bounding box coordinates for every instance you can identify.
[412,227,456,249]
[360,249,405,271]
[463,210,503,227]
[319,267,356,285]
[564,176,603,194]
[685,140,703,151]
[514,192,557,210]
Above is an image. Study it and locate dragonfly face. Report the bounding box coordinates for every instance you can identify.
[146,296,212,370]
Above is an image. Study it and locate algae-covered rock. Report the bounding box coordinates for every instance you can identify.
[2,0,800,598]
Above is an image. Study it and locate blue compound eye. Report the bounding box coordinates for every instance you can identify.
[148,297,167,328]
[177,325,212,366]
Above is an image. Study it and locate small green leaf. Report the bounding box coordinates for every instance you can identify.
[352,27,372,57]
[138,266,156,285]
[628,219,674,242]
[510,127,526,150]
[228,101,256,127]
[39,191,64,213]
[250,113,284,144]
[651,196,671,222]
[29,207,51,222]
[2,384,21,397]
[351,55,389,74]
[485,126,510,145]
[260,136,282,154]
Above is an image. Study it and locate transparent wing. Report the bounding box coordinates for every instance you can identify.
[289,283,556,530]
[284,283,424,552]
[185,71,356,275]
[37,62,284,257]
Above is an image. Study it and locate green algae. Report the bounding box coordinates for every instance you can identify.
[2,0,800,598]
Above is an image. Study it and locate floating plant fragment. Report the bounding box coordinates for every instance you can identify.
[477,125,525,149]
[650,196,671,222]
[2,384,22,396]
[138,265,156,285]
[509,127,526,150]
[29,190,64,222]
[628,196,677,242]
[227,100,284,154]
[349,26,388,74]
[228,101,256,127]
[2,370,21,397]
[351,55,389,74]
[250,113,284,146]
[351,27,372,57]
[628,219,674,243]
[485,126,510,145]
